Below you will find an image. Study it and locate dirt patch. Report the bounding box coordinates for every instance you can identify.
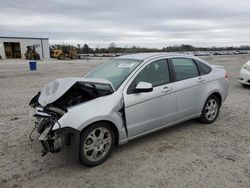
[157,144,175,152]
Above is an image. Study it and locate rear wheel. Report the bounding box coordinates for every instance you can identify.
[199,95,220,124]
[58,54,65,60]
[242,84,249,88]
[79,122,115,166]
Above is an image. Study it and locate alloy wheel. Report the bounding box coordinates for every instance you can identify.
[83,127,112,162]
[204,99,218,121]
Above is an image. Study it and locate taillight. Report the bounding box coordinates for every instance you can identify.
[225,71,229,80]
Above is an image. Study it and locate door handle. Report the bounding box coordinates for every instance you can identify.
[198,77,205,82]
[162,87,173,93]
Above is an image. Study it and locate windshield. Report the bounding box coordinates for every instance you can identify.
[84,59,142,90]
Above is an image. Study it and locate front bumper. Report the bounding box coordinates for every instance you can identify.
[239,69,250,85]
[40,126,81,159]
[30,107,81,160]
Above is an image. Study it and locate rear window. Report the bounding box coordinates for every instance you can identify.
[171,58,199,81]
[195,60,212,75]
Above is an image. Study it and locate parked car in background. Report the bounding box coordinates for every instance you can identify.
[29,53,229,166]
[239,60,250,86]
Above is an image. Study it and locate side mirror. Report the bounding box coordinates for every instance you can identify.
[134,82,153,93]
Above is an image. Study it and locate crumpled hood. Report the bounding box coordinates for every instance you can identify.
[38,77,114,107]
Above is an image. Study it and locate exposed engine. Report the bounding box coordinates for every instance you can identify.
[50,82,113,111]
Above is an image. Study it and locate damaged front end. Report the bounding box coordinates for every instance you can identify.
[29,77,114,157]
[29,104,69,156]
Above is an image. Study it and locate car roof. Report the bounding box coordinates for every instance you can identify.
[116,53,194,61]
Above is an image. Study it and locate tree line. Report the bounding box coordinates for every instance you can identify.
[50,43,250,54]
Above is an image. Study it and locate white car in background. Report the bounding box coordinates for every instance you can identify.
[239,60,250,86]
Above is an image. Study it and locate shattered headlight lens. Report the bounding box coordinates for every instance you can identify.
[29,107,44,127]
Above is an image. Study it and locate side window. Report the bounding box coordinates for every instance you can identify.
[195,60,212,75]
[172,58,199,81]
[128,59,170,92]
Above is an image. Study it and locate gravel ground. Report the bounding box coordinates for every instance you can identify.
[0,55,249,188]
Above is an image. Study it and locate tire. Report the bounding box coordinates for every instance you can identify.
[79,122,115,166]
[70,55,77,60]
[199,95,220,124]
[242,84,249,88]
[58,54,65,60]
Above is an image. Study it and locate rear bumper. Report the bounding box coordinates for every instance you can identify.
[239,69,250,85]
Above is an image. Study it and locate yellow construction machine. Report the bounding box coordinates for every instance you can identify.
[50,47,77,60]
[25,46,40,60]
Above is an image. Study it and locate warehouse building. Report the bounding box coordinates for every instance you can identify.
[0,37,50,59]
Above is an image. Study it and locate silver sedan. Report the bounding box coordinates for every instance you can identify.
[29,53,229,166]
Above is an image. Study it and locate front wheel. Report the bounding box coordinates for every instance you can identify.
[199,95,220,124]
[79,123,115,166]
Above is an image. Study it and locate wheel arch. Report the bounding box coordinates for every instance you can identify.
[80,120,120,145]
[209,92,222,106]
[198,91,222,124]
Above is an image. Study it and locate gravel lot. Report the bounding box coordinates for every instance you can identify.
[0,55,250,188]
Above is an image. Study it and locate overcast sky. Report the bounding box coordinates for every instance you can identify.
[1,0,250,48]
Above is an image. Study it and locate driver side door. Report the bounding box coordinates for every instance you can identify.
[123,59,177,139]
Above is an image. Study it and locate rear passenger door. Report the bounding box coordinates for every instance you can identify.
[170,58,206,120]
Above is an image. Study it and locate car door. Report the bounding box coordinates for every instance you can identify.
[170,58,208,120]
[123,59,177,139]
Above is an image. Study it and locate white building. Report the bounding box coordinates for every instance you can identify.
[0,37,50,59]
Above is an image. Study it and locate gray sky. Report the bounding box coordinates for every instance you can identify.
[1,0,250,48]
